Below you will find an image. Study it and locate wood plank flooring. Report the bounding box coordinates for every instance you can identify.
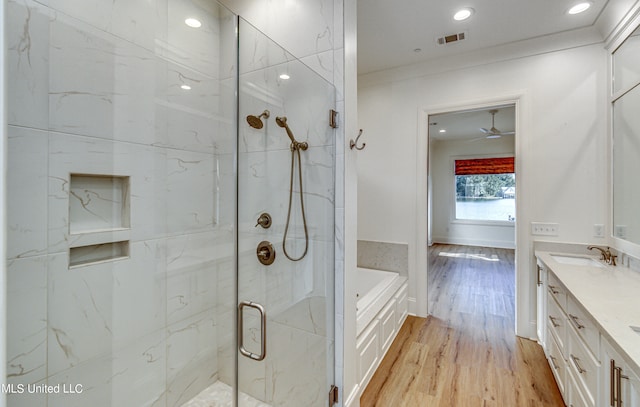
[360,244,564,407]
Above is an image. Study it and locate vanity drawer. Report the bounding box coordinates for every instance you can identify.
[548,333,567,398]
[567,323,600,407]
[568,364,593,407]
[567,295,600,358]
[547,272,567,310]
[547,295,566,352]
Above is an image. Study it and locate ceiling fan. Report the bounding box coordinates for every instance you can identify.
[479,109,515,138]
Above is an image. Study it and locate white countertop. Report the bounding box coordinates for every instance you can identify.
[536,250,640,375]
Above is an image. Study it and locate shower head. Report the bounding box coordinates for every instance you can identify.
[246,110,270,129]
[275,116,296,144]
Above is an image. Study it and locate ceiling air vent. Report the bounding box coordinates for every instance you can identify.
[437,32,466,45]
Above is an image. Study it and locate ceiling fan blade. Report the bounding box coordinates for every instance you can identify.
[479,127,490,134]
[468,136,488,142]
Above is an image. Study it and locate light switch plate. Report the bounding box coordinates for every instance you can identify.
[531,222,559,236]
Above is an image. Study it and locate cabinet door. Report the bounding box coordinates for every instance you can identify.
[536,260,547,349]
[626,367,640,407]
[601,337,640,407]
[601,338,621,407]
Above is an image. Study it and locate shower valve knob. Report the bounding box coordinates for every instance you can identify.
[256,241,276,265]
[255,213,272,229]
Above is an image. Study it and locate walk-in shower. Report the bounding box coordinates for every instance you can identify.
[4,1,336,406]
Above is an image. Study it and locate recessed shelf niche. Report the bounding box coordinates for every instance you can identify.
[69,174,130,234]
[69,241,130,268]
[68,174,131,268]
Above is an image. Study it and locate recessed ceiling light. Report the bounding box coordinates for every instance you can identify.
[453,8,474,21]
[414,48,422,53]
[180,84,192,90]
[185,18,202,28]
[279,74,290,80]
[439,129,446,133]
[568,2,591,14]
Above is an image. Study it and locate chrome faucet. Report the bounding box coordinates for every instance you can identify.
[587,245,617,266]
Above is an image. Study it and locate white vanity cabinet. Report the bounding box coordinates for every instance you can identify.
[539,264,600,406]
[536,252,640,407]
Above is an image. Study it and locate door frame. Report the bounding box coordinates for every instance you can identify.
[415,93,529,337]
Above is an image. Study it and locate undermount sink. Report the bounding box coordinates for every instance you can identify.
[550,254,604,268]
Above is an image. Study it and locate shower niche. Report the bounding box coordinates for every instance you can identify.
[68,174,131,267]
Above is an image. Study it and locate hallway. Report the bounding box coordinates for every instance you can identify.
[360,244,564,406]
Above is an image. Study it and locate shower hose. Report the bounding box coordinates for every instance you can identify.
[283,145,309,261]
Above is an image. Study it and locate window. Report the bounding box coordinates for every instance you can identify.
[455,157,515,222]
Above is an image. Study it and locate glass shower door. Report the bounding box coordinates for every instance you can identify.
[236,18,336,407]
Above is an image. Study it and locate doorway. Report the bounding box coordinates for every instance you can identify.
[426,104,517,324]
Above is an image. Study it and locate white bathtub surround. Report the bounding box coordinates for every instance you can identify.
[357,240,409,276]
[356,268,405,335]
[354,268,408,401]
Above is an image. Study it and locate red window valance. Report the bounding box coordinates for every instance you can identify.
[455,157,515,175]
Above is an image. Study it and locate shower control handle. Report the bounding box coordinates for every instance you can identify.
[256,241,276,265]
[255,213,272,229]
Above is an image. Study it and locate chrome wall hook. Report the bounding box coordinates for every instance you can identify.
[350,129,366,150]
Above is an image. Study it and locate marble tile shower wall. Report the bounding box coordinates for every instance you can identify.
[6,0,237,406]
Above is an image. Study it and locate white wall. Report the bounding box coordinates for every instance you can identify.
[431,137,515,249]
[358,40,609,338]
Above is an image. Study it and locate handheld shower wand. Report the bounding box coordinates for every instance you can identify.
[275,116,309,261]
[276,116,308,151]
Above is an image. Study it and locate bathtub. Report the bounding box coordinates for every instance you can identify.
[353,268,408,404]
[356,268,405,337]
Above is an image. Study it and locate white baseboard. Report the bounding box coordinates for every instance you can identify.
[408,297,417,316]
[344,384,360,407]
[432,235,515,249]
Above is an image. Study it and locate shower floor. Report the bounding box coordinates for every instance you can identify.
[182,380,271,407]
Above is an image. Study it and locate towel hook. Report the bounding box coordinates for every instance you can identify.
[350,129,366,150]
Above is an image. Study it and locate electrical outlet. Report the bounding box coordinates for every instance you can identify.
[593,224,604,238]
[531,222,559,236]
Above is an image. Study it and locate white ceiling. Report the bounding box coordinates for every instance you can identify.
[429,105,516,142]
[357,0,609,75]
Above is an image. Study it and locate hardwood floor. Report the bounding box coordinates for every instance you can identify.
[360,244,564,407]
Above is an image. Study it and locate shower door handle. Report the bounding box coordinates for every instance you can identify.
[238,301,267,361]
